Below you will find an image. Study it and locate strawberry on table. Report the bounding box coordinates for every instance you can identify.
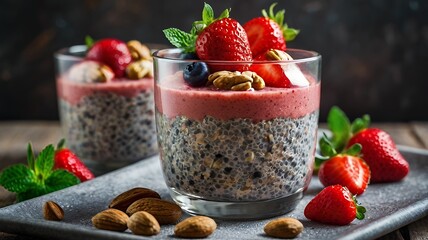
[243,3,299,58]
[325,106,409,183]
[348,128,409,183]
[86,38,132,78]
[317,137,370,195]
[304,185,366,225]
[54,139,94,182]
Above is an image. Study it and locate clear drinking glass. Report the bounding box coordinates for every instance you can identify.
[55,45,158,174]
[153,48,321,219]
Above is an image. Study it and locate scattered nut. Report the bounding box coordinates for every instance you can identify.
[264,217,303,239]
[43,201,64,221]
[207,70,265,91]
[174,216,217,238]
[126,59,153,79]
[265,49,294,61]
[126,198,182,225]
[127,211,160,236]
[91,208,129,232]
[68,60,114,83]
[127,40,152,60]
[109,187,161,212]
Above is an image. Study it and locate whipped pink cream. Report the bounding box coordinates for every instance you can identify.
[57,77,154,105]
[155,72,320,122]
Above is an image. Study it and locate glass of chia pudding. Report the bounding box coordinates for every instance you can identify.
[154,48,321,219]
[55,39,158,174]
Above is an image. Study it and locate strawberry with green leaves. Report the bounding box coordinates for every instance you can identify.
[243,3,299,58]
[304,185,366,225]
[317,137,370,195]
[0,143,80,201]
[54,139,94,182]
[163,3,252,71]
[326,106,409,183]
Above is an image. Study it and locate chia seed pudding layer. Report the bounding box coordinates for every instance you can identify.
[156,110,318,201]
[59,89,158,165]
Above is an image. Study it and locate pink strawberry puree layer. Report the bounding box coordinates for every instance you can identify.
[57,77,154,105]
[155,72,320,122]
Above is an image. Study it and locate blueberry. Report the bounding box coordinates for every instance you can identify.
[179,52,199,60]
[183,62,209,87]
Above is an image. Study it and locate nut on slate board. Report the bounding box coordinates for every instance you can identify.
[92,208,129,232]
[127,211,160,236]
[109,187,161,212]
[264,217,304,238]
[43,201,64,221]
[126,198,182,225]
[174,216,217,238]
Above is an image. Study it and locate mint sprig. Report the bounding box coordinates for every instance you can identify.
[262,3,299,41]
[0,143,80,201]
[163,2,230,53]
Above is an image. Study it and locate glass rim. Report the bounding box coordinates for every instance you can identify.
[54,45,87,61]
[153,48,321,64]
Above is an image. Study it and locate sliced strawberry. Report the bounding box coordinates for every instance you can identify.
[86,38,131,78]
[318,155,370,195]
[250,54,292,88]
[304,185,366,225]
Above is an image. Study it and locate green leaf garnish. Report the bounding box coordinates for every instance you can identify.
[0,142,80,201]
[85,35,95,49]
[0,165,36,193]
[353,195,366,220]
[262,2,299,41]
[162,2,230,53]
[327,106,352,152]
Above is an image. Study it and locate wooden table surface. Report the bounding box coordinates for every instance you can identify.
[0,121,427,240]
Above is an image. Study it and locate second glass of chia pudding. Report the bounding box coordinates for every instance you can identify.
[55,39,158,174]
[154,3,321,219]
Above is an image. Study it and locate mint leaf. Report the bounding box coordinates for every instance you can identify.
[27,143,35,171]
[327,106,351,152]
[16,186,48,202]
[85,35,95,49]
[202,2,214,24]
[163,28,196,53]
[45,169,80,192]
[0,164,36,193]
[35,144,55,179]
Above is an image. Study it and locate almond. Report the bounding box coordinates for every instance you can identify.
[91,209,129,232]
[43,201,64,221]
[127,211,160,236]
[126,198,182,224]
[264,217,303,238]
[109,187,161,212]
[174,216,217,238]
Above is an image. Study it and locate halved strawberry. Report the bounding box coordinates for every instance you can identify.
[317,135,370,195]
[244,3,299,58]
[250,55,292,88]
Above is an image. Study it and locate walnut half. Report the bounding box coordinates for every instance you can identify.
[207,71,265,91]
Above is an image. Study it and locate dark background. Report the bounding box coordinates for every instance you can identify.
[0,0,427,122]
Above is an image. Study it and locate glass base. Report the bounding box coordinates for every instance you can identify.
[169,188,304,220]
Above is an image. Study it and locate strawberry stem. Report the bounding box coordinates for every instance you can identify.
[85,35,95,49]
[261,2,299,41]
[56,138,66,150]
[353,195,367,220]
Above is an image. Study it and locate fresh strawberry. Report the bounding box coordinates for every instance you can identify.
[163,3,252,72]
[249,52,292,88]
[195,17,252,71]
[243,3,299,58]
[348,128,409,183]
[304,185,366,225]
[317,135,370,195]
[324,106,409,183]
[54,139,94,182]
[86,38,131,78]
